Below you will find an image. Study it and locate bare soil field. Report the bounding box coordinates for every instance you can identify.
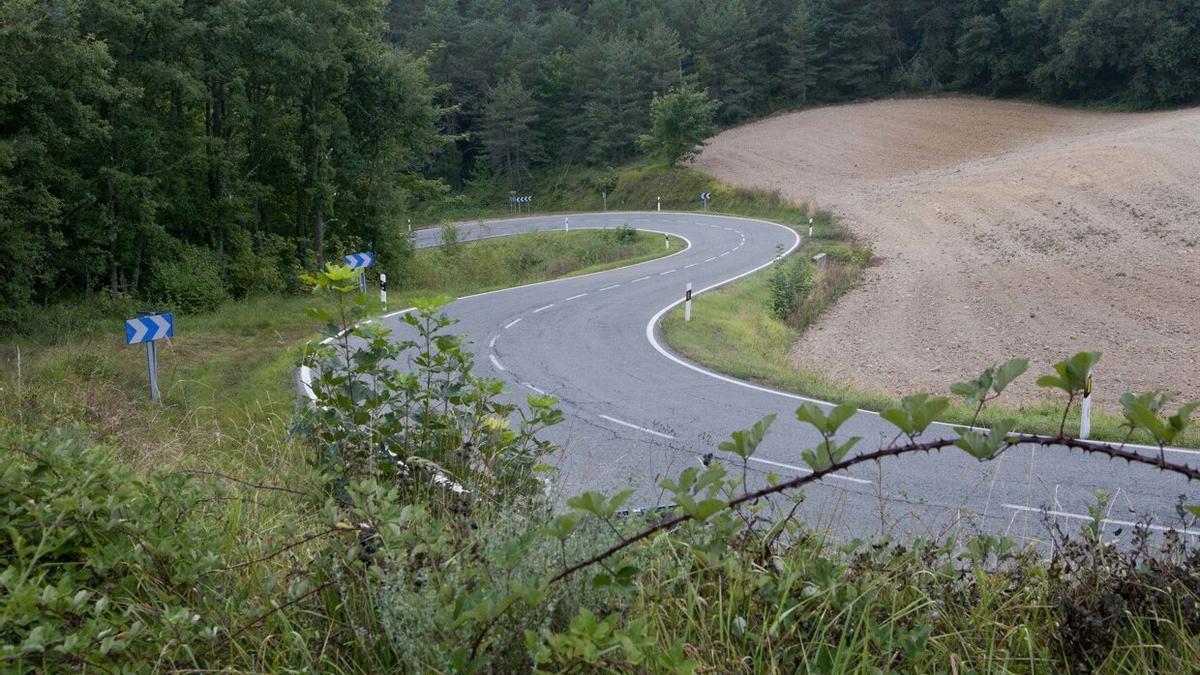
[695,97,1200,410]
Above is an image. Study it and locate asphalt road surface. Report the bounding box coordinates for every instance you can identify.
[384,212,1199,543]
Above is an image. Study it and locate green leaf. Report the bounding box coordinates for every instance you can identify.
[795,403,857,436]
[880,394,949,437]
[993,358,1028,395]
[1185,505,1200,519]
[1038,352,1101,395]
[718,414,776,459]
[955,422,1014,460]
[686,498,727,521]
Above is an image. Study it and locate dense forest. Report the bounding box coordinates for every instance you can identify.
[3,0,1199,324]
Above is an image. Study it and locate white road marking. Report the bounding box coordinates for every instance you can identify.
[383,307,416,319]
[632,275,651,283]
[504,318,522,329]
[489,354,506,371]
[1002,504,1200,536]
[599,284,621,291]
[659,269,676,276]
[488,335,498,349]
[684,263,699,269]
[719,252,731,257]
[733,246,741,251]
[747,457,873,485]
[704,257,717,263]
[565,293,588,301]
[599,414,675,440]
[532,303,555,313]
[523,382,546,395]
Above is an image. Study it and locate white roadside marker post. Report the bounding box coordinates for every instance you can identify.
[657,196,661,212]
[407,218,412,233]
[808,217,814,238]
[684,283,693,322]
[664,234,670,250]
[602,190,607,212]
[565,216,569,232]
[380,273,388,309]
[1080,371,1094,439]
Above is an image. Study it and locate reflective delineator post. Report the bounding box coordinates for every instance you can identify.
[565,216,569,232]
[685,283,693,322]
[380,273,388,309]
[602,191,607,211]
[664,234,670,250]
[657,196,661,212]
[808,217,814,238]
[1080,371,1094,439]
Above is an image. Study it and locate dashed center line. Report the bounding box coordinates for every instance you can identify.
[489,354,507,372]
[632,276,651,283]
[599,284,621,291]
[1003,504,1200,536]
[719,252,731,257]
[747,457,871,485]
[704,257,717,263]
[659,269,676,276]
[522,382,546,395]
[532,303,555,313]
[488,335,498,349]
[504,318,522,329]
[565,293,588,301]
[684,263,699,269]
[598,414,675,440]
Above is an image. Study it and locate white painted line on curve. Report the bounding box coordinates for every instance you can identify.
[599,284,621,291]
[684,263,699,269]
[1002,504,1199,536]
[489,354,507,372]
[632,275,652,283]
[565,293,588,301]
[523,382,546,395]
[719,252,731,257]
[532,303,555,313]
[598,414,675,440]
[504,318,522,330]
[488,335,498,349]
[704,257,717,263]
[659,269,676,276]
[747,457,872,485]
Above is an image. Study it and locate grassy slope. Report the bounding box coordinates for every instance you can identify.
[0,228,680,477]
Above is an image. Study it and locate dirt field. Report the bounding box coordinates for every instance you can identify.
[695,97,1200,411]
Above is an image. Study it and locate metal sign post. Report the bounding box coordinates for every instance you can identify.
[343,252,376,295]
[125,312,174,402]
[700,192,712,211]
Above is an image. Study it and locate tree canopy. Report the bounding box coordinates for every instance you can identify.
[3,0,1199,324]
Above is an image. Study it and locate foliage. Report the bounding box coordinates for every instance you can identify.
[768,255,814,321]
[638,87,719,166]
[149,245,228,313]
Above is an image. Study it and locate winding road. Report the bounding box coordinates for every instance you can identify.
[377,212,1198,542]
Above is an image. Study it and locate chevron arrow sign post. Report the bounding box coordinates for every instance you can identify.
[343,252,375,269]
[124,313,173,402]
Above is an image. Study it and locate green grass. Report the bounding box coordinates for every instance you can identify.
[0,228,680,477]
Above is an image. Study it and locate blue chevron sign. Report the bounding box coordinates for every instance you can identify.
[125,313,174,345]
[343,252,375,269]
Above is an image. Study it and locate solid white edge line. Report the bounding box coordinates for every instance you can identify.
[489,354,507,372]
[599,414,675,440]
[532,303,554,313]
[748,456,872,485]
[641,215,1199,457]
[1002,504,1200,536]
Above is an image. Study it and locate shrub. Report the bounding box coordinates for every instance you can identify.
[225,230,287,299]
[150,245,227,313]
[768,256,813,321]
[610,224,639,244]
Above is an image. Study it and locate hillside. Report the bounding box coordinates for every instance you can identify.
[696,97,1200,409]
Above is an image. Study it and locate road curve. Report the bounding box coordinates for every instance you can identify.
[388,212,1198,542]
